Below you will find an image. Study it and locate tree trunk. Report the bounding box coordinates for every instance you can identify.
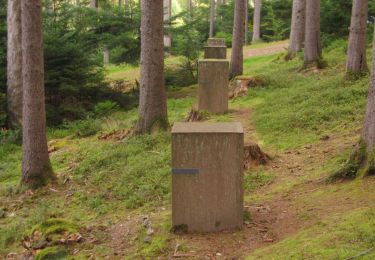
[304,0,321,67]
[137,0,168,134]
[90,0,97,9]
[21,0,53,188]
[252,0,261,43]
[287,0,305,59]
[103,46,110,65]
[209,0,215,38]
[188,0,193,10]
[362,26,375,152]
[245,0,249,45]
[7,0,23,128]
[346,0,368,74]
[329,26,375,181]
[230,0,246,78]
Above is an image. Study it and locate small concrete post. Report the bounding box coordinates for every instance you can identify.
[172,122,244,233]
[204,38,227,59]
[198,59,229,114]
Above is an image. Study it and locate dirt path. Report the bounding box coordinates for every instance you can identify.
[160,107,368,259]
[243,41,289,59]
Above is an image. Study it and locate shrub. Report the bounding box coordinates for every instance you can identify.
[94,100,120,116]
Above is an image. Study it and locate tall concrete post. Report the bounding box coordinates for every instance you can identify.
[198,59,229,114]
[204,38,227,59]
[172,122,244,233]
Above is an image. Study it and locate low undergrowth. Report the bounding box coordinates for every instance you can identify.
[1,41,375,258]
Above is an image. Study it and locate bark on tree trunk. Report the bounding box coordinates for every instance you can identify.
[230,0,246,78]
[209,0,215,38]
[330,26,375,181]
[21,0,53,188]
[287,0,305,59]
[252,0,261,43]
[245,0,249,45]
[103,46,110,65]
[362,25,375,152]
[304,0,321,67]
[137,0,168,134]
[90,0,97,9]
[7,0,23,128]
[346,0,368,74]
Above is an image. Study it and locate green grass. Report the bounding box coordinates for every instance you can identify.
[1,40,375,258]
[237,45,369,150]
[247,208,375,260]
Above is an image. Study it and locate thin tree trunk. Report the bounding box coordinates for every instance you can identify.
[209,0,215,38]
[103,46,110,65]
[346,0,368,74]
[252,0,261,43]
[287,0,305,59]
[245,0,248,45]
[7,0,23,128]
[304,0,321,67]
[21,0,53,188]
[90,0,97,9]
[137,0,168,133]
[230,0,246,78]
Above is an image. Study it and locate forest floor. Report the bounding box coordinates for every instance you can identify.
[1,40,375,259]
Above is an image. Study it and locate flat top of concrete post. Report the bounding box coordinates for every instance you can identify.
[172,122,243,134]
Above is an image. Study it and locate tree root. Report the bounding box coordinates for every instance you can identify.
[327,140,375,182]
[185,109,208,122]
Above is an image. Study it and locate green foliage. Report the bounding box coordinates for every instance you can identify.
[260,0,292,42]
[93,4,141,64]
[35,246,68,260]
[94,100,120,116]
[31,218,78,237]
[238,46,369,150]
[244,169,274,192]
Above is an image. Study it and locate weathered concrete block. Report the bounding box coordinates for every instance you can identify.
[198,59,229,114]
[207,38,226,47]
[205,38,227,59]
[204,46,227,59]
[172,122,244,233]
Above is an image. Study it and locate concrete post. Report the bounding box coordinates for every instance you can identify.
[204,38,227,59]
[198,59,229,114]
[172,122,244,233]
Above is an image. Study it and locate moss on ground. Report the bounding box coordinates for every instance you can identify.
[1,40,375,258]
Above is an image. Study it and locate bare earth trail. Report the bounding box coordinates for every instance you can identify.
[96,106,373,259]
[156,107,374,259]
[96,40,375,259]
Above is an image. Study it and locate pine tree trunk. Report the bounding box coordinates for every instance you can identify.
[7,0,23,128]
[252,0,261,43]
[288,0,305,59]
[362,25,375,152]
[103,46,110,65]
[137,0,168,134]
[245,0,249,45]
[21,0,53,188]
[209,0,215,38]
[304,0,321,67]
[90,0,97,9]
[230,0,246,78]
[346,0,368,74]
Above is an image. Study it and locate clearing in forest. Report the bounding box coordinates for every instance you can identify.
[1,41,375,259]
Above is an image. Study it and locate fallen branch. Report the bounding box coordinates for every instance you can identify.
[344,247,374,260]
